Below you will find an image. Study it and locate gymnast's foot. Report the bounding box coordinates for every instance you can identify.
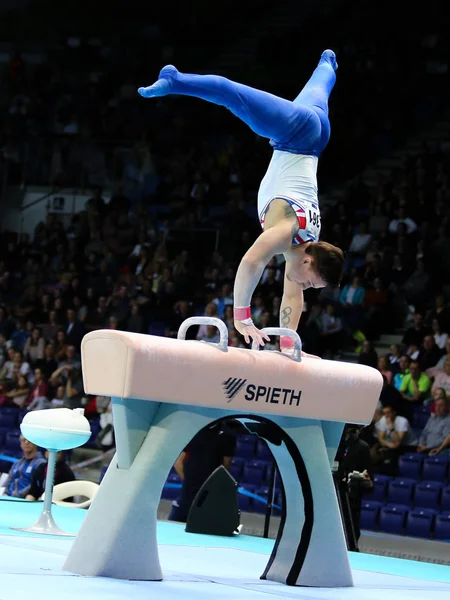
[319,49,338,71]
[138,65,179,98]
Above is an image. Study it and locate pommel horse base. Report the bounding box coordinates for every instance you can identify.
[64,318,383,588]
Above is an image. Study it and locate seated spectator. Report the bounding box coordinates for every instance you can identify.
[389,206,417,235]
[27,368,49,411]
[37,343,58,380]
[430,433,450,455]
[5,375,30,408]
[403,259,430,309]
[25,451,75,501]
[399,360,431,405]
[426,357,450,396]
[40,310,60,343]
[65,308,85,349]
[228,330,246,348]
[432,318,448,350]
[393,355,410,390]
[54,329,68,362]
[436,338,450,369]
[0,346,15,380]
[251,295,266,326]
[372,404,416,475]
[378,356,393,384]
[126,304,144,333]
[23,327,45,366]
[58,344,81,370]
[2,436,45,498]
[222,304,235,331]
[212,284,233,318]
[388,344,402,372]
[51,384,66,408]
[348,222,372,258]
[428,293,450,334]
[339,276,366,307]
[197,325,220,344]
[358,340,378,369]
[319,304,345,357]
[419,335,442,371]
[196,303,219,340]
[63,367,85,409]
[402,313,429,354]
[417,397,450,455]
[8,350,32,385]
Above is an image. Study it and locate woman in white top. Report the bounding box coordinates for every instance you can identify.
[432,318,449,350]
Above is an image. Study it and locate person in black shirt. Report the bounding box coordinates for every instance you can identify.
[169,421,236,523]
[25,451,75,501]
[402,313,429,353]
[336,426,374,549]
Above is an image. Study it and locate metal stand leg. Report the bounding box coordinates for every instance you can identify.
[11,449,75,537]
[263,464,276,539]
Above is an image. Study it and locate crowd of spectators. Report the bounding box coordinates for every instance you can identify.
[1,3,450,486]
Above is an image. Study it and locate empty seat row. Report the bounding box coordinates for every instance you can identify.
[0,409,27,430]
[235,436,273,461]
[230,458,277,485]
[0,429,21,454]
[398,453,450,482]
[361,502,450,540]
[372,475,450,510]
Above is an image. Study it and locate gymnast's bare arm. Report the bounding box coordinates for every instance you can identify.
[233,209,298,346]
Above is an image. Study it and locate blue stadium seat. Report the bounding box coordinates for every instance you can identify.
[161,473,182,500]
[414,481,444,509]
[242,461,267,486]
[147,322,167,336]
[434,513,450,541]
[17,410,27,425]
[398,453,424,480]
[422,456,449,483]
[360,500,383,531]
[238,484,256,512]
[378,505,408,535]
[405,508,437,539]
[99,466,108,483]
[5,430,21,453]
[84,420,101,448]
[412,406,431,429]
[235,436,256,460]
[0,431,5,448]
[387,478,415,506]
[255,440,273,461]
[0,413,17,429]
[441,486,450,512]
[372,474,393,502]
[229,463,242,482]
[0,407,20,416]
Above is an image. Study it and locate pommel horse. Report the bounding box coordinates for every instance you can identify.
[64,318,382,588]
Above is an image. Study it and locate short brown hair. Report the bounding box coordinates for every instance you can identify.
[305,242,345,288]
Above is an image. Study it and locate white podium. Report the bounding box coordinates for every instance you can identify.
[64,318,382,587]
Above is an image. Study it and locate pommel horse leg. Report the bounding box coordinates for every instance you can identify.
[64,400,220,579]
[260,417,352,587]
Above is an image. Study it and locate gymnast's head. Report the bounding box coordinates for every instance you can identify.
[286,241,345,290]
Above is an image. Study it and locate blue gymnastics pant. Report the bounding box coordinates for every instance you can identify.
[150,58,336,156]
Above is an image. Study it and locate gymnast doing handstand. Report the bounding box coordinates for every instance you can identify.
[138,50,345,351]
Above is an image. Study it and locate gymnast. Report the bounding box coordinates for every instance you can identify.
[138,50,345,350]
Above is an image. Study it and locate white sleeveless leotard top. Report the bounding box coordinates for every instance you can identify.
[257,150,321,245]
